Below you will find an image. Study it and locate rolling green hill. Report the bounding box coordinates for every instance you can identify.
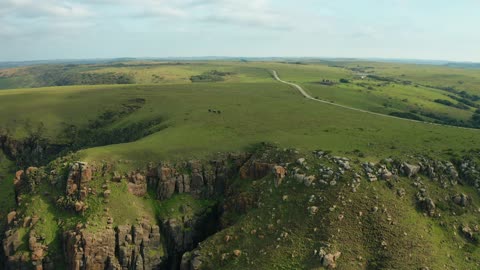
[1,60,480,270]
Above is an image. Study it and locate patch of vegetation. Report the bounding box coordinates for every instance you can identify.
[389,111,423,121]
[434,99,470,110]
[190,70,234,82]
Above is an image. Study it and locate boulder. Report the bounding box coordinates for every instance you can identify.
[74,201,86,212]
[419,197,436,216]
[452,193,469,207]
[308,206,319,215]
[273,165,286,187]
[403,163,420,178]
[127,172,147,196]
[322,251,341,269]
[7,211,17,225]
[303,175,316,187]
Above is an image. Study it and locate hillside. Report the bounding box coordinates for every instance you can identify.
[1,60,480,270]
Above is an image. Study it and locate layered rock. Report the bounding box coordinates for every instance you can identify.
[64,227,117,270]
[161,210,218,270]
[64,220,164,270]
[146,154,250,201]
[127,172,147,197]
[117,221,163,270]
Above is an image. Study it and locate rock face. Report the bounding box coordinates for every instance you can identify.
[127,171,147,197]
[3,229,48,270]
[147,154,249,201]
[13,167,43,205]
[117,222,163,270]
[64,227,117,270]
[240,162,273,180]
[0,134,62,167]
[64,220,164,270]
[161,208,218,269]
[66,162,93,198]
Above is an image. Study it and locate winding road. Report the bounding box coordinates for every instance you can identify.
[272,70,479,131]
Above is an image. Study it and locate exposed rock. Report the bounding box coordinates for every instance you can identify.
[117,221,164,270]
[3,229,21,257]
[64,227,118,270]
[452,193,469,207]
[7,211,17,225]
[321,251,341,269]
[367,173,377,182]
[403,162,420,178]
[156,165,178,200]
[273,165,286,187]
[240,162,273,180]
[103,189,111,198]
[303,175,316,187]
[66,162,94,200]
[462,225,474,240]
[29,231,46,268]
[74,201,87,212]
[23,216,32,228]
[418,197,436,217]
[112,171,122,182]
[233,249,242,257]
[308,206,319,215]
[127,172,147,196]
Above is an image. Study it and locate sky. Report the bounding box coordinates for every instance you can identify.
[1,0,479,62]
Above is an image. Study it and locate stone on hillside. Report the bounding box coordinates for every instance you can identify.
[74,201,86,212]
[233,249,242,257]
[381,170,393,180]
[396,188,406,197]
[452,193,469,207]
[273,165,287,187]
[112,171,122,182]
[304,175,316,187]
[418,197,436,216]
[127,172,147,196]
[321,251,341,269]
[297,158,306,166]
[23,216,32,228]
[308,206,319,215]
[403,163,420,178]
[367,173,377,182]
[7,211,17,225]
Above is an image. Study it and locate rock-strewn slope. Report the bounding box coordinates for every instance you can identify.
[3,145,480,269]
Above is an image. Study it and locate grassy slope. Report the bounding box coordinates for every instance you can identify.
[0,72,479,165]
[2,60,479,125]
[1,61,480,269]
[192,153,480,269]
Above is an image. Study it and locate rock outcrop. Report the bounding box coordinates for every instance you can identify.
[117,222,163,270]
[146,154,249,201]
[64,220,164,270]
[127,171,147,197]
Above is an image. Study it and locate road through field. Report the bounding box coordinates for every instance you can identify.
[272,70,479,131]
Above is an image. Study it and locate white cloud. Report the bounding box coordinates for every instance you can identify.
[0,0,92,18]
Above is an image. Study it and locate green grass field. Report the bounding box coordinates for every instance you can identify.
[2,60,480,269]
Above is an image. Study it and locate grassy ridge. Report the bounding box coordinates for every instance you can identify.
[0,80,479,166]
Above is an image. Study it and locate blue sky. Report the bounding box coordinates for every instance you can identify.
[1,0,479,61]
